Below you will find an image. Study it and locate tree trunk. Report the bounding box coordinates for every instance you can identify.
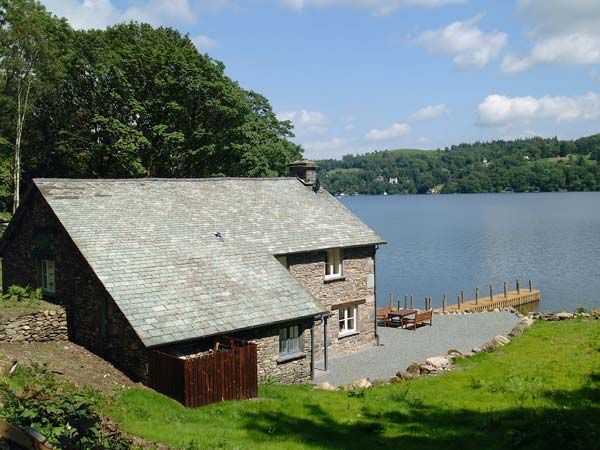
[12,75,31,214]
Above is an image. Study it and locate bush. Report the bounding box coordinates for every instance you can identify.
[2,285,43,303]
[0,364,131,449]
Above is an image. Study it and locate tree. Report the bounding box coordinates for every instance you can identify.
[0,0,69,212]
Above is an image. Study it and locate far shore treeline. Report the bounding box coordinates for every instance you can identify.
[0,0,302,213]
[318,135,600,195]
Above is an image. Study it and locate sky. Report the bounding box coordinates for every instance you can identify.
[40,0,600,160]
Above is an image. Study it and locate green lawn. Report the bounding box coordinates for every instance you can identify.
[109,319,600,450]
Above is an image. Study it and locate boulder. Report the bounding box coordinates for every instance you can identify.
[395,371,414,381]
[522,317,534,327]
[352,377,372,389]
[314,382,336,391]
[492,335,510,346]
[471,346,482,354]
[480,341,496,352]
[425,356,450,369]
[447,348,463,357]
[406,363,422,375]
[556,311,574,320]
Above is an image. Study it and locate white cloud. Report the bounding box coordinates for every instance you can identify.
[41,0,211,29]
[504,0,600,72]
[415,15,507,69]
[344,124,355,131]
[477,92,600,126]
[366,122,411,140]
[278,110,329,135]
[408,103,448,121]
[280,0,466,15]
[193,35,219,50]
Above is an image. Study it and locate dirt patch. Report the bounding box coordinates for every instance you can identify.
[0,341,143,394]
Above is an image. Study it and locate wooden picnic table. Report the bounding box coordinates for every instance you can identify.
[386,308,418,327]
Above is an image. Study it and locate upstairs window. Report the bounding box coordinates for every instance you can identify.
[325,248,343,280]
[279,325,301,356]
[41,259,55,294]
[339,305,357,336]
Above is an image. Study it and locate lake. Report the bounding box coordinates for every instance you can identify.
[340,192,600,312]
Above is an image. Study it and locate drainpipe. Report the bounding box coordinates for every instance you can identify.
[310,322,315,381]
[323,314,328,371]
[374,245,380,346]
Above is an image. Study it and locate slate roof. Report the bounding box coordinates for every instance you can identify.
[33,178,385,347]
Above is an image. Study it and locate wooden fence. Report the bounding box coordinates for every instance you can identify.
[148,339,258,408]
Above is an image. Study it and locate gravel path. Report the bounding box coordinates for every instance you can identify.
[314,311,521,387]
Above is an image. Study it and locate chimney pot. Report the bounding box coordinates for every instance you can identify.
[288,160,318,186]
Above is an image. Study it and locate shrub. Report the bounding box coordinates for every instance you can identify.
[2,285,43,303]
[0,364,131,449]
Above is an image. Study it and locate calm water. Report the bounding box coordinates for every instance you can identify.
[341,192,600,312]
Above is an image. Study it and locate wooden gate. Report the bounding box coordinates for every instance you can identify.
[148,338,258,407]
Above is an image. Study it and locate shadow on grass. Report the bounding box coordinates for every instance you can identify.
[242,381,600,450]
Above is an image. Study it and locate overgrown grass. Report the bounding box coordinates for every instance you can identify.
[110,319,600,450]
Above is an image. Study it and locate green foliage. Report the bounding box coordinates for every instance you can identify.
[0,2,302,212]
[0,364,131,449]
[319,135,600,195]
[2,284,42,302]
[109,320,600,450]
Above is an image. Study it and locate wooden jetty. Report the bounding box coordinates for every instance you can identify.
[434,280,540,313]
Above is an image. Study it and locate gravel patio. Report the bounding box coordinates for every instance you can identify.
[314,311,521,386]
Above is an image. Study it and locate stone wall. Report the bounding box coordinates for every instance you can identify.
[288,246,377,362]
[0,189,149,382]
[0,308,67,343]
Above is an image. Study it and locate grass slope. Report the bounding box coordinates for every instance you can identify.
[110,320,600,450]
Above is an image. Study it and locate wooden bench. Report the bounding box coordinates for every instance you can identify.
[403,309,433,330]
[376,307,395,326]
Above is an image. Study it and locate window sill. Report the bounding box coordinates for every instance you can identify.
[277,352,306,364]
[338,331,359,339]
[324,276,345,284]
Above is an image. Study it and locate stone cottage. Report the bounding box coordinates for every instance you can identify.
[0,161,385,385]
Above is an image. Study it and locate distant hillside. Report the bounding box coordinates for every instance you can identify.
[317,135,600,195]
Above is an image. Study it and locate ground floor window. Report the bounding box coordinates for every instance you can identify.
[339,305,357,336]
[41,259,55,294]
[279,325,301,356]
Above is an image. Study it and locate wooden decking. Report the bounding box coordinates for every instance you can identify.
[434,289,541,313]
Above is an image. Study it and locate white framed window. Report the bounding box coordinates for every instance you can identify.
[276,255,288,269]
[339,305,357,336]
[279,325,301,356]
[325,248,343,280]
[41,259,55,294]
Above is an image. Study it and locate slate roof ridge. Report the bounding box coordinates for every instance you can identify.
[33,177,300,183]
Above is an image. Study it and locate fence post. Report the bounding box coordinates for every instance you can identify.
[503,281,508,298]
[516,278,521,294]
[489,285,493,301]
[404,295,408,309]
[443,294,447,312]
[529,279,533,292]
[475,287,479,305]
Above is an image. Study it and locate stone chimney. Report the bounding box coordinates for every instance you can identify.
[288,160,318,186]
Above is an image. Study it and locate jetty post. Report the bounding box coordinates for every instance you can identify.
[410,295,414,309]
[404,295,408,309]
[489,285,493,302]
[460,290,464,306]
[389,292,393,309]
[475,287,479,305]
[529,279,533,292]
[443,294,447,312]
[503,281,508,298]
[457,294,461,310]
[516,278,521,294]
